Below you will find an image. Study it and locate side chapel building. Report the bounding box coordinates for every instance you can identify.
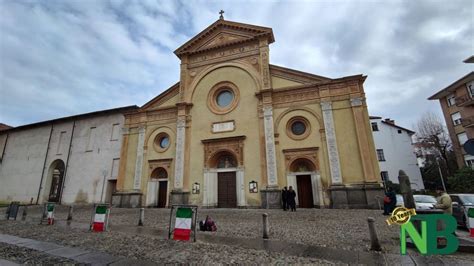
[114,18,383,209]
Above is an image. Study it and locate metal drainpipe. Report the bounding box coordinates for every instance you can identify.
[59,120,76,204]
[0,133,9,163]
[36,124,54,204]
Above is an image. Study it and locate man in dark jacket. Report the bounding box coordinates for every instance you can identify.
[288,186,297,212]
[383,187,397,215]
[281,187,288,211]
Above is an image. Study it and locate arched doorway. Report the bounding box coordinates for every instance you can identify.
[150,167,168,208]
[290,158,316,208]
[48,160,65,202]
[211,151,237,208]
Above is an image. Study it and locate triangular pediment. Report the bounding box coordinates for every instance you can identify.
[175,19,274,58]
[197,31,252,51]
[140,82,179,111]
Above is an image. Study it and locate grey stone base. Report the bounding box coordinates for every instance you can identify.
[170,190,189,206]
[329,184,383,209]
[260,187,281,209]
[111,192,142,208]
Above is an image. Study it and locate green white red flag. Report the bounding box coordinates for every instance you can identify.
[92,205,107,232]
[469,208,474,237]
[173,207,192,241]
[47,203,55,225]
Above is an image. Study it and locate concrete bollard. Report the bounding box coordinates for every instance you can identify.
[138,208,145,226]
[67,205,73,221]
[21,206,27,221]
[367,217,382,251]
[262,213,269,239]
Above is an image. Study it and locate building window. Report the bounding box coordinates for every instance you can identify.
[286,116,311,140]
[207,81,240,115]
[216,90,234,107]
[57,131,66,155]
[291,121,306,135]
[86,127,97,152]
[154,132,170,152]
[467,81,474,98]
[457,132,468,146]
[397,129,402,134]
[377,149,386,161]
[380,171,389,182]
[111,158,120,179]
[451,112,462,126]
[447,94,456,107]
[110,123,120,141]
[371,122,379,131]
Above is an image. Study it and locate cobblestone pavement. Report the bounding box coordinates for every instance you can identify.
[1,206,473,264]
[0,242,75,264]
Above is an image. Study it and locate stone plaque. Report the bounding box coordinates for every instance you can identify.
[212,121,235,133]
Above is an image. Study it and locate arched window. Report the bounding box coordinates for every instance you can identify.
[217,154,237,168]
[151,167,168,179]
[290,158,315,172]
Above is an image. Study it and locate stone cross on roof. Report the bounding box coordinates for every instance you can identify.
[219,10,224,20]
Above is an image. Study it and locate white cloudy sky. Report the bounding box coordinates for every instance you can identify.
[0,0,472,130]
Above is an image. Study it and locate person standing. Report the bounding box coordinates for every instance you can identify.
[281,187,288,211]
[434,186,453,242]
[383,187,397,215]
[288,186,296,212]
[434,186,452,215]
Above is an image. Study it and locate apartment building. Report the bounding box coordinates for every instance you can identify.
[428,71,474,168]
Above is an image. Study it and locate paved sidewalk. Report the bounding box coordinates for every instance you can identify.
[47,221,474,265]
[0,234,153,265]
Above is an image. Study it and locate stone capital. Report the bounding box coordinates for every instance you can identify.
[320,101,332,111]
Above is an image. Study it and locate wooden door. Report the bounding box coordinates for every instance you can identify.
[296,175,314,208]
[218,172,237,208]
[48,170,64,202]
[158,181,168,208]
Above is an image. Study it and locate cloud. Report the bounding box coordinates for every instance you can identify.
[0,0,472,131]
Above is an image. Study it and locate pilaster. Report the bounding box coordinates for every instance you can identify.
[263,106,278,187]
[350,97,378,182]
[173,116,186,190]
[133,126,145,190]
[320,101,342,184]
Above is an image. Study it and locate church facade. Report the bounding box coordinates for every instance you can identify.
[114,18,383,209]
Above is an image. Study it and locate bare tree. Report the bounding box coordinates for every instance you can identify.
[415,111,453,176]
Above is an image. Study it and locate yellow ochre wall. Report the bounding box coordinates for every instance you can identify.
[187,65,262,207]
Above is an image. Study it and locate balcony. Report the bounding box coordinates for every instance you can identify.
[455,94,474,107]
[461,116,474,128]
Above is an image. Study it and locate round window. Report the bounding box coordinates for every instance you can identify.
[159,136,169,149]
[291,121,306,135]
[216,90,234,107]
[154,132,170,152]
[207,82,239,115]
[286,116,311,140]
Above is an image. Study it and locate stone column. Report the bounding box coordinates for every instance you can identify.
[321,102,342,184]
[133,126,145,190]
[263,106,278,187]
[171,116,188,205]
[321,101,347,208]
[261,106,280,208]
[174,117,185,190]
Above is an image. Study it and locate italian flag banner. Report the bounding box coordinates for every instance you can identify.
[92,205,107,232]
[173,207,192,241]
[469,208,474,237]
[47,204,55,225]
